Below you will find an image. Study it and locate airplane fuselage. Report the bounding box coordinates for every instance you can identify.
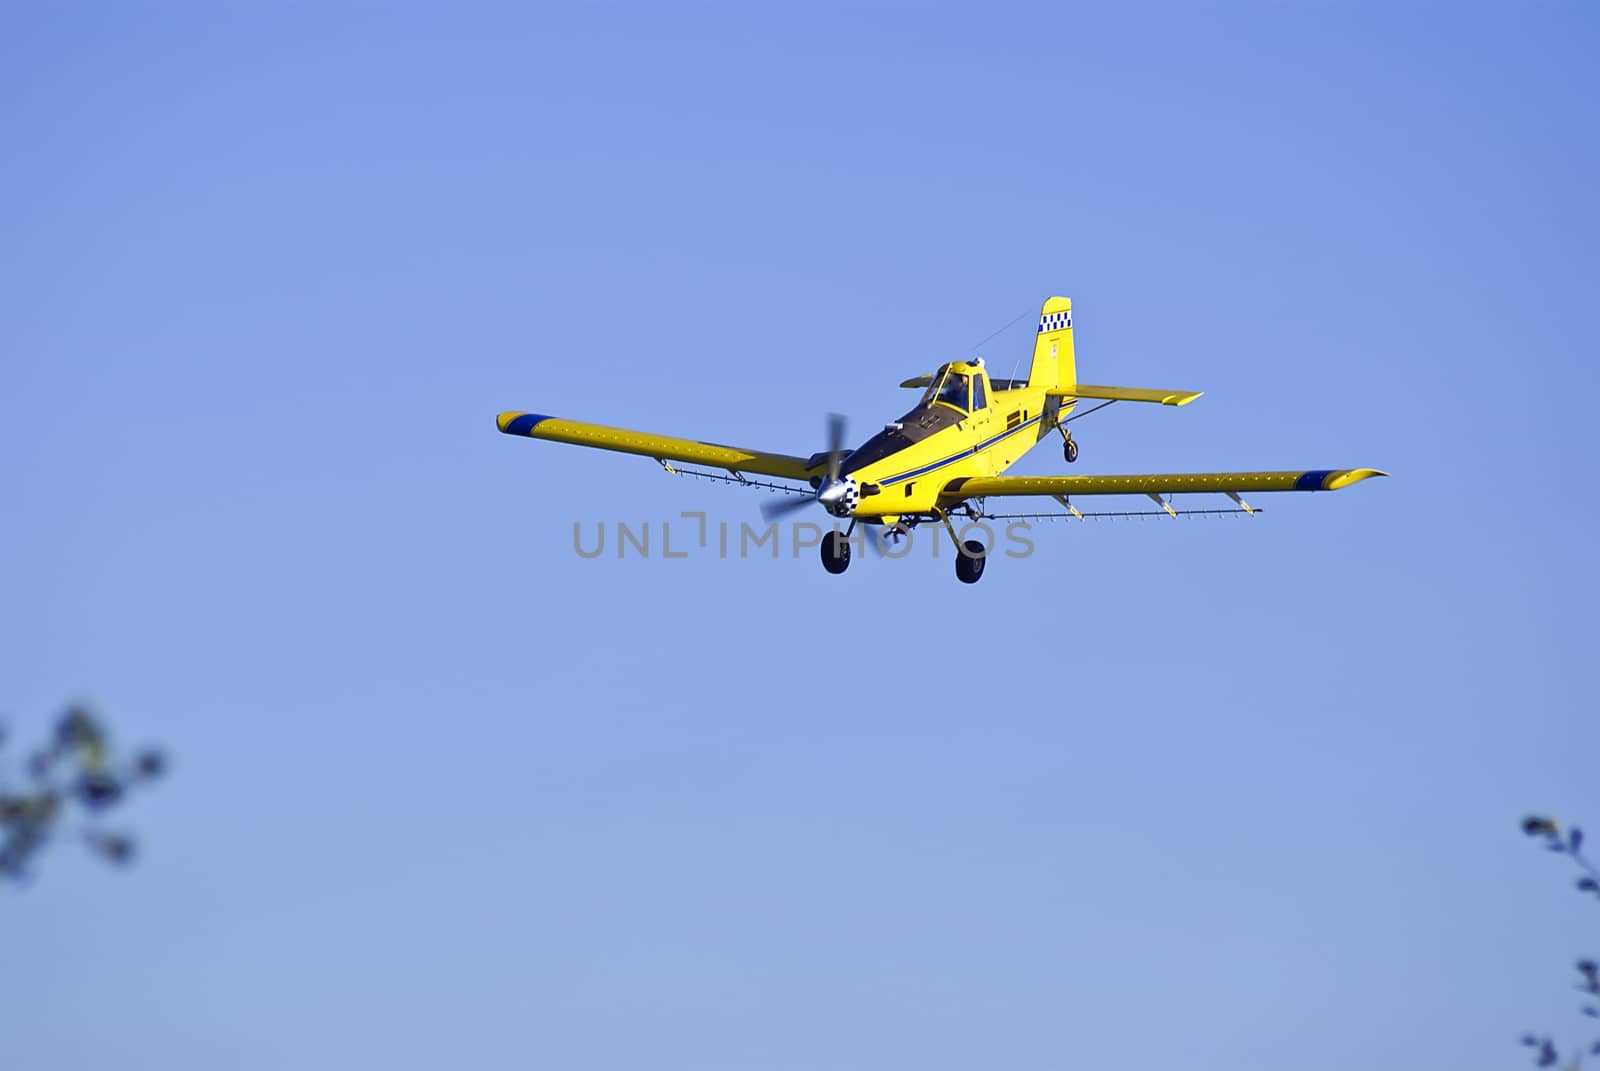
[831,361,1073,521]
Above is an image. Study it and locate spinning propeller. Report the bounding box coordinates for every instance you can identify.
[761,413,852,520]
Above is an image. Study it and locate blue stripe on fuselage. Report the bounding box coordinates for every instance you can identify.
[876,415,1043,487]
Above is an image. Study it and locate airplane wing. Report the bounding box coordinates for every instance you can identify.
[940,468,1387,508]
[497,412,817,481]
[1045,384,1203,406]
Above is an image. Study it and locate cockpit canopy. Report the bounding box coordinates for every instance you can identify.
[919,363,989,413]
[839,362,990,477]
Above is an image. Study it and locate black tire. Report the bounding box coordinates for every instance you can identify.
[955,539,987,584]
[1063,438,1079,463]
[821,531,851,575]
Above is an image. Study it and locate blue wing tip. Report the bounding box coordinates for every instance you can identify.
[1299,468,1389,491]
[497,412,553,435]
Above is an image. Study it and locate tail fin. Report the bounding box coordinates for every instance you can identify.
[1028,296,1075,390]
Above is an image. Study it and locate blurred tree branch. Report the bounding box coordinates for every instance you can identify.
[1521,816,1600,1069]
[0,705,167,883]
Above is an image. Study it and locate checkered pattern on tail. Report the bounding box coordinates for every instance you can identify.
[1038,310,1073,332]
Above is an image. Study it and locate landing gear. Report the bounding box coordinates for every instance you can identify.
[1062,430,1079,464]
[955,540,987,584]
[932,507,990,585]
[820,530,851,575]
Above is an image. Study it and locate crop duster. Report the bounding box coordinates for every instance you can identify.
[498,297,1385,583]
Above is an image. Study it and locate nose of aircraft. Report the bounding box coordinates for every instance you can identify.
[816,477,848,512]
[815,475,857,517]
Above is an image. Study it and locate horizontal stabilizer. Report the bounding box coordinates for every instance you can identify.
[1046,384,1203,406]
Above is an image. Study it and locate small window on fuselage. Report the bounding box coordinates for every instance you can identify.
[971,376,987,412]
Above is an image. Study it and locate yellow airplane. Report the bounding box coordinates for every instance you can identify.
[497,296,1385,583]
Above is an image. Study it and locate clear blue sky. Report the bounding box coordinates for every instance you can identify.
[3,3,1596,1067]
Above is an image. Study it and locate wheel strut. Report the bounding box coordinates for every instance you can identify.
[934,508,989,584]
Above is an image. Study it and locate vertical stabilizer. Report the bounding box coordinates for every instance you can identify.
[1028,296,1075,390]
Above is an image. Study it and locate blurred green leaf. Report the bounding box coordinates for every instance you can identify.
[1524,815,1559,837]
[83,832,134,865]
[2,705,166,882]
[75,772,123,810]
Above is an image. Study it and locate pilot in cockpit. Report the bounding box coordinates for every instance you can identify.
[925,370,970,412]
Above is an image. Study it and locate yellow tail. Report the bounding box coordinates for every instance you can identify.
[1028,296,1076,390]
